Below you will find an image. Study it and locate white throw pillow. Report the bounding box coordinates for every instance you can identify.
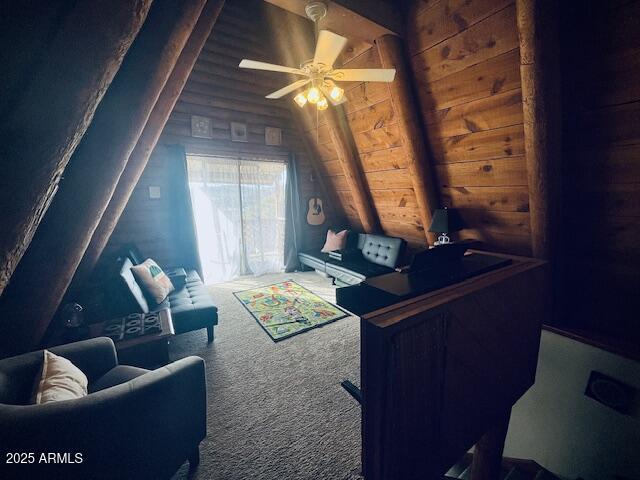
[131,258,175,304]
[34,350,88,404]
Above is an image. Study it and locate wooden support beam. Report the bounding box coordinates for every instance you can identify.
[0,0,207,356]
[0,0,153,296]
[376,34,439,245]
[516,0,562,322]
[263,0,400,43]
[326,107,381,233]
[516,0,562,260]
[470,411,511,480]
[74,0,226,285]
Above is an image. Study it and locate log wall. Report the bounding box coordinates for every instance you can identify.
[103,0,332,267]
[406,0,531,255]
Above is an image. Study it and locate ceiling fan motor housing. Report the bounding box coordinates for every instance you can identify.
[305,2,327,23]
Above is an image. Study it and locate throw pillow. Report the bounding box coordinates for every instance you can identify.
[321,229,348,253]
[34,350,88,404]
[131,258,175,304]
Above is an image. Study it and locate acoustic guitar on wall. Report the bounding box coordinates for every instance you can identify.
[306,197,326,226]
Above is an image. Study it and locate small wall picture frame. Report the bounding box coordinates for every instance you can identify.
[265,127,282,146]
[230,122,248,142]
[191,115,213,139]
[148,185,161,199]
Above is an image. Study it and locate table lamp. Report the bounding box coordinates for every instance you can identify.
[428,207,463,246]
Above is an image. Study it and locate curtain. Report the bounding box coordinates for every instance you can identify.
[186,155,287,284]
[168,145,202,275]
[284,154,301,272]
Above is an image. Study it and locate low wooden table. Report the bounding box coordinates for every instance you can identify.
[89,309,174,368]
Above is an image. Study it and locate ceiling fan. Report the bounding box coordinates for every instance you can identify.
[238,1,396,111]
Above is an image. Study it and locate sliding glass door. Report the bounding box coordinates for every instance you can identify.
[187,155,287,284]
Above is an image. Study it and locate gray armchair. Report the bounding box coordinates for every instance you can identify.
[0,337,206,479]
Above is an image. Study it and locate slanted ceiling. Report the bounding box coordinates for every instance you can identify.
[297,0,529,253]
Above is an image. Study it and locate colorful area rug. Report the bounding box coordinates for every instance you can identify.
[234,280,349,341]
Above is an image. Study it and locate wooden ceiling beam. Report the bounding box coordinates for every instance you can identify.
[74,0,226,286]
[326,106,381,233]
[516,0,562,323]
[516,0,562,261]
[263,0,401,43]
[0,0,207,356]
[0,0,153,297]
[376,34,439,245]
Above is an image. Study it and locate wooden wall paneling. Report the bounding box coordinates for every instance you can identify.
[411,4,518,83]
[407,0,513,56]
[0,0,205,356]
[431,124,525,164]
[378,33,440,244]
[423,89,523,139]
[441,186,529,213]
[436,157,528,187]
[0,0,153,296]
[408,0,530,255]
[74,0,226,286]
[418,49,522,113]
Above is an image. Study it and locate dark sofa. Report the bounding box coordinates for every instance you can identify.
[299,232,406,286]
[114,256,218,342]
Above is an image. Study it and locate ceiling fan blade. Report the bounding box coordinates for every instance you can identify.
[313,30,348,68]
[329,68,396,83]
[266,79,311,99]
[239,59,305,75]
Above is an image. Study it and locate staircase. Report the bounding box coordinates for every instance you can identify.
[445,455,564,480]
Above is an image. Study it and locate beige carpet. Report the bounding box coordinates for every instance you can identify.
[170,272,362,480]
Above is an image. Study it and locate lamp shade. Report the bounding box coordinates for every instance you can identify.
[428,208,463,233]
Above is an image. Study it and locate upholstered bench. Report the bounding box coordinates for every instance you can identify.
[114,258,218,342]
[299,232,406,287]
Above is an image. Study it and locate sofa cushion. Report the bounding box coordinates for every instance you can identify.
[89,365,148,393]
[298,250,331,272]
[163,270,218,334]
[325,257,394,285]
[361,234,405,268]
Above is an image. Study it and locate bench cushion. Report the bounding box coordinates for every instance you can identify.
[325,258,394,285]
[298,250,331,272]
[161,270,218,335]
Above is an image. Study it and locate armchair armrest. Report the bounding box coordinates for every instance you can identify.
[49,337,117,382]
[0,356,206,479]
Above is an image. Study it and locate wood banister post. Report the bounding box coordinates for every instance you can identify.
[326,106,381,233]
[376,34,439,245]
[471,410,511,480]
[73,0,226,286]
[0,0,207,356]
[0,0,153,296]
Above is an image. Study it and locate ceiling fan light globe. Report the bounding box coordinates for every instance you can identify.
[294,92,308,108]
[307,87,321,104]
[316,97,329,110]
[329,85,344,102]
